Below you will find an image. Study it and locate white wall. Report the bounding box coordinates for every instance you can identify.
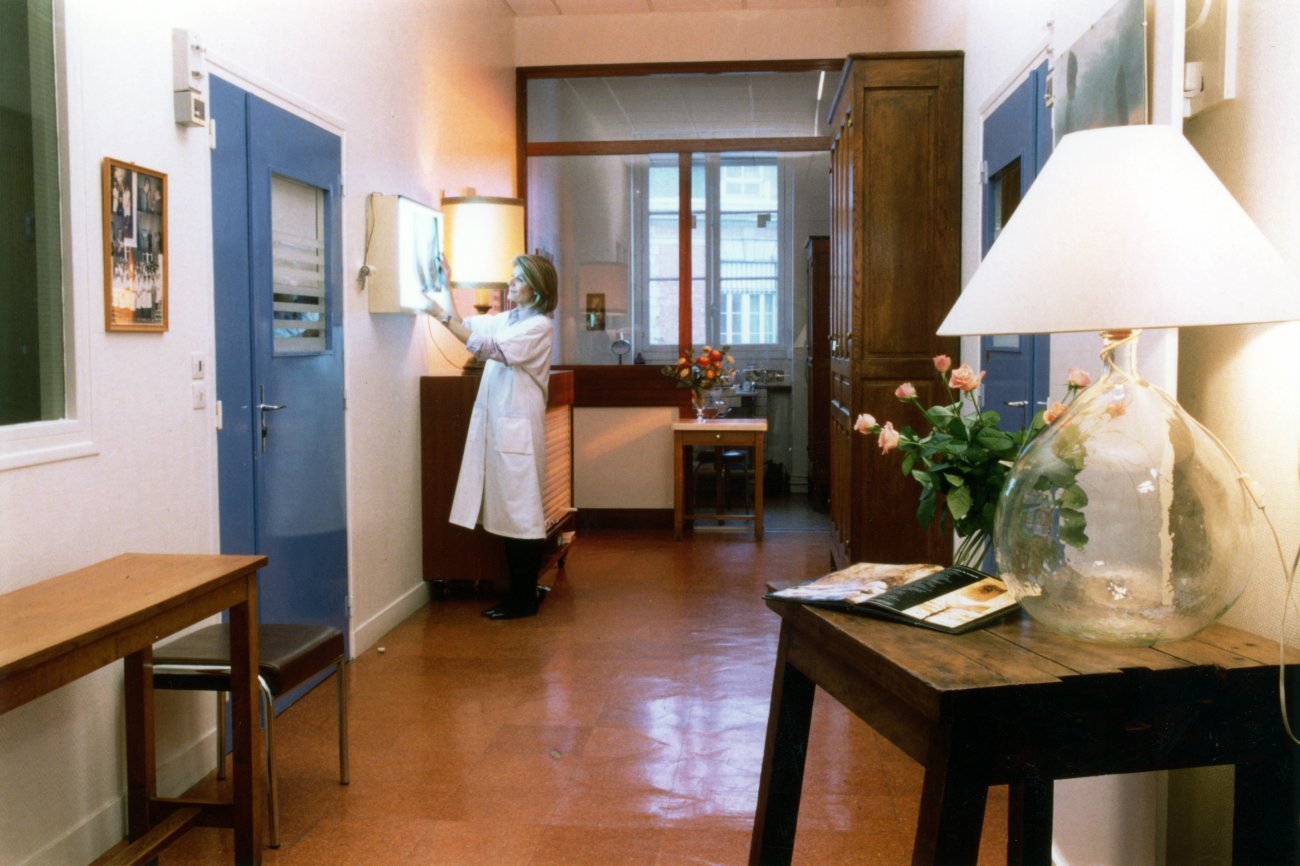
[1169,3,1300,861]
[0,1,515,863]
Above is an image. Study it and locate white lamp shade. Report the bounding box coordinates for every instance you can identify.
[938,125,1300,335]
[442,195,525,289]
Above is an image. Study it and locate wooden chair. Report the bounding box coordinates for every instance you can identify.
[152,623,348,848]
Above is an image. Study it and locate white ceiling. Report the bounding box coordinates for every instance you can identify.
[504,0,884,15]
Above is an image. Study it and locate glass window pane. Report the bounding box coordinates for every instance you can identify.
[271,175,326,354]
[527,153,639,365]
[526,70,826,143]
[1,0,65,425]
[718,158,779,346]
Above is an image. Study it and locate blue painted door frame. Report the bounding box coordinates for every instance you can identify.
[980,61,1053,432]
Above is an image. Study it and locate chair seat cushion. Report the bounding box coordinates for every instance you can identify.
[153,623,343,696]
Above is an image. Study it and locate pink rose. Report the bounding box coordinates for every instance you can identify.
[1067,367,1093,389]
[894,382,917,400]
[932,354,952,373]
[853,413,877,434]
[948,364,986,392]
[1043,402,1067,425]
[878,422,900,454]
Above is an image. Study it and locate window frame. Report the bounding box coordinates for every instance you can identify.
[635,153,789,363]
[0,0,98,471]
[517,60,837,368]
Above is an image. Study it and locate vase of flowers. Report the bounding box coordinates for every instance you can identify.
[853,355,1091,569]
[662,345,736,421]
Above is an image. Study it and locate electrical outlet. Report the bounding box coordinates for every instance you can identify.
[192,381,207,410]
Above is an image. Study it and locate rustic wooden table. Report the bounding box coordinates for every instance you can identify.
[750,598,1300,866]
[0,553,268,865]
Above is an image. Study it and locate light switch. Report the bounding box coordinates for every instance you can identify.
[192,381,207,410]
[191,351,206,380]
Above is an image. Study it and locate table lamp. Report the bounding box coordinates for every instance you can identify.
[938,124,1299,644]
[441,193,525,314]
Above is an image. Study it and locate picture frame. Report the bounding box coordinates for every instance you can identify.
[102,157,167,332]
[585,292,606,331]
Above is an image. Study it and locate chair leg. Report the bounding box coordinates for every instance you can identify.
[259,676,279,849]
[215,691,227,781]
[336,657,349,785]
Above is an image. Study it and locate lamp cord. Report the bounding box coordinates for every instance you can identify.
[1187,411,1300,745]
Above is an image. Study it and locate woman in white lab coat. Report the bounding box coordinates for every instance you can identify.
[427,254,557,619]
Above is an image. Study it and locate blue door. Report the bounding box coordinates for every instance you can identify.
[211,76,349,646]
[980,62,1052,432]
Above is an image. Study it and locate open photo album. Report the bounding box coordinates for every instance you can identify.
[765,561,1018,634]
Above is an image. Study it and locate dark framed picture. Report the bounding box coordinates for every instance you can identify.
[102,157,167,332]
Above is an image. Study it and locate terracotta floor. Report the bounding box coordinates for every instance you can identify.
[159,499,1008,864]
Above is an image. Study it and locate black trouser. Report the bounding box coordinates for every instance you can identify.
[502,537,545,610]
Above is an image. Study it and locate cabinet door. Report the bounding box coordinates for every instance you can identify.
[826,54,962,569]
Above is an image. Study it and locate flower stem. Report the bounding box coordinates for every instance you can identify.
[954,530,991,569]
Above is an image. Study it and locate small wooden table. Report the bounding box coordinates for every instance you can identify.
[672,418,768,541]
[750,598,1300,866]
[0,553,268,865]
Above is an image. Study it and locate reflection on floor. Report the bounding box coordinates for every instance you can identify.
[159,509,1008,865]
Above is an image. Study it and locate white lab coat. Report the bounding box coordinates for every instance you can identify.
[448,310,553,539]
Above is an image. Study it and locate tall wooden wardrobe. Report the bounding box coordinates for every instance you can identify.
[826,52,963,570]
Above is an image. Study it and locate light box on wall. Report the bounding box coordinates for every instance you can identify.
[365,194,442,314]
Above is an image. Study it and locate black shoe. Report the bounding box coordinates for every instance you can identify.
[485,602,538,620]
[481,603,508,618]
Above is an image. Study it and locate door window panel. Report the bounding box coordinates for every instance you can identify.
[270,175,326,354]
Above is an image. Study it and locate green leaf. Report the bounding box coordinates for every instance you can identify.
[1060,484,1089,510]
[1060,508,1087,530]
[975,427,1015,452]
[917,487,937,527]
[943,473,965,487]
[1059,522,1089,549]
[901,452,916,476]
[946,485,972,520]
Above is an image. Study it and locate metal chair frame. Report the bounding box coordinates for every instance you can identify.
[152,640,348,848]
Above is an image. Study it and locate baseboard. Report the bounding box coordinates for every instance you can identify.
[352,579,431,655]
[18,793,124,866]
[576,508,674,531]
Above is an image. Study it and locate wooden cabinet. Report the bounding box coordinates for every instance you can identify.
[804,236,830,509]
[420,370,575,591]
[826,53,962,570]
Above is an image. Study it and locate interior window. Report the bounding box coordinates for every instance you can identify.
[1,0,65,427]
[521,63,834,366]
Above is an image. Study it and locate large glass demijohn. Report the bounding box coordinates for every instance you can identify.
[994,330,1251,644]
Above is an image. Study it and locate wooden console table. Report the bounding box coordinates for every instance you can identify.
[673,418,767,541]
[0,553,268,865]
[751,598,1300,865]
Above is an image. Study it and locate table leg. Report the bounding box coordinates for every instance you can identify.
[749,626,815,866]
[1007,770,1053,866]
[1233,748,1297,864]
[123,648,156,841]
[913,723,990,865]
[228,584,264,865]
[753,434,764,541]
[674,435,685,540]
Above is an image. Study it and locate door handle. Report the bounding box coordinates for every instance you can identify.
[1004,400,1028,408]
[258,386,287,453]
